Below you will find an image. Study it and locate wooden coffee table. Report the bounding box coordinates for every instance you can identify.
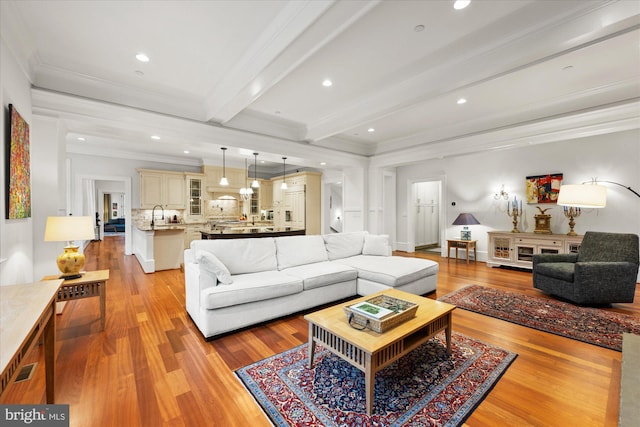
[304,288,456,415]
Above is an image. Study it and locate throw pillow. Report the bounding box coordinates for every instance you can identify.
[196,250,233,285]
[362,234,391,256]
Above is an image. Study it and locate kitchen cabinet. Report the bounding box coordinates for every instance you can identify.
[184,224,204,249]
[202,165,246,191]
[259,179,272,210]
[185,173,205,219]
[286,188,305,229]
[270,172,321,234]
[487,231,583,269]
[138,169,185,209]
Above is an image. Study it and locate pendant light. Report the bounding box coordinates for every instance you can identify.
[281,157,288,190]
[219,147,229,186]
[251,152,260,188]
[239,158,253,200]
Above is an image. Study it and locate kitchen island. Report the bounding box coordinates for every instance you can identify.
[200,227,305,239]
[133,224,185,272]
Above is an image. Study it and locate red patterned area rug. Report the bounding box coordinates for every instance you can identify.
[236,332,516,427]
[439,285,640,351]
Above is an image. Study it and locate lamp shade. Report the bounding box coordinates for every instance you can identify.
[557,184,607,208]
[44,216,95,242]
[452,213,480,226]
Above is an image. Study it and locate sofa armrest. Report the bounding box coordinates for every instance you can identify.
[533,253,578,266]
[184,253,218,317]
[575,262,639,283]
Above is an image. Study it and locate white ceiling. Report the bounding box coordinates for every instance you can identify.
[2,0,639,172]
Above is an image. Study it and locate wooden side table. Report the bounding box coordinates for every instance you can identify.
[41,270,109,331]
[447,239,477,264]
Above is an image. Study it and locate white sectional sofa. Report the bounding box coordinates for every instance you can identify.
[184,231,439,339]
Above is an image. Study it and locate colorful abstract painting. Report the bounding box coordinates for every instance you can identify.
[525,173,562,204]
[6,104,31,219]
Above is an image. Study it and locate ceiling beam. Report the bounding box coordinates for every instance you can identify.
[203,0,379,124]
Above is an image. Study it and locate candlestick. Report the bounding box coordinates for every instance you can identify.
[562,206,581,236]
[507,200,523,233]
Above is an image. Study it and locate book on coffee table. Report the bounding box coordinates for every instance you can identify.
[349,301,395,320]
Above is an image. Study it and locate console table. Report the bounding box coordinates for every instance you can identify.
[41,270,109,331]
[487,231,583,269]
[1,280,61,403]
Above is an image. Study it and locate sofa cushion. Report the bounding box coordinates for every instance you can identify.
[196,250,233,284]
[190,238,277,275]
[535,262,575,282]
[283,261,358,290]
[200,271,303,309]
[323,231,367,260]
[335,255,439,287]
[275,235,329,270]
[362,234,391,256]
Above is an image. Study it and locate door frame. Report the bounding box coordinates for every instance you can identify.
[406,175,446,254]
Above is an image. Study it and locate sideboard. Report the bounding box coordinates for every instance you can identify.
[487,231,583,270]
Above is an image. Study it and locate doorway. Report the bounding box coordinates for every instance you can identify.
[77,174,132,255]
[407,177,445,254]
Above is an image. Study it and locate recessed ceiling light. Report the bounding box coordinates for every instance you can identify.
[368,128,375,133]
[322,79,333,87]
[151,135,160,140]
[414,25,425,32]
[320,162,327,166]
[453,0,471,10]
[183,150,190,154]
[457,98,467,105]
[136,53,150,63]
[77,137,85,141]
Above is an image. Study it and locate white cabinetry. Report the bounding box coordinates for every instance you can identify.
[487,231,583,269]
[270,172,322,234]
[185,173,204,219]
[184,224,204,249]
[138,169,185,209]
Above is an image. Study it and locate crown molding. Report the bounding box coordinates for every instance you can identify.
[369,99,640,168]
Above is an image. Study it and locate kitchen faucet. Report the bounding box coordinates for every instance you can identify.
[151,205,164,228]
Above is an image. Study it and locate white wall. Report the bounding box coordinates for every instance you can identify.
[395,130,640,260]
[0,36,34,285]
[68,153,200,210]
[32,116,66,280]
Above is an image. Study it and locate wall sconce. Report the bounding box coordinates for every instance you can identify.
[494,184,509,200]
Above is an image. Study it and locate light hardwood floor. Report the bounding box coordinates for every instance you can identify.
[3,236,638,426]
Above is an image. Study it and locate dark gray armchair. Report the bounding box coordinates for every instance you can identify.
[533,231,639,305]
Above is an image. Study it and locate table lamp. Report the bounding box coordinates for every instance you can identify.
[452,213,480,240]
[557,184,606,235]
[44,216,95,279]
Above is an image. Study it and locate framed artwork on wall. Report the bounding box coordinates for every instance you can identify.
[526,173,563,204]
[5,104,31,219]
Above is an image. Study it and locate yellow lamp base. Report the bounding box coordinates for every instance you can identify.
[57,245,85,279]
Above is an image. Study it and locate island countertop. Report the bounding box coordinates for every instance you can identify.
[200,227,305,239]
[135,224,186,232]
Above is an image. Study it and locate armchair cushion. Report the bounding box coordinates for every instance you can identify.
[535,263,575,282]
